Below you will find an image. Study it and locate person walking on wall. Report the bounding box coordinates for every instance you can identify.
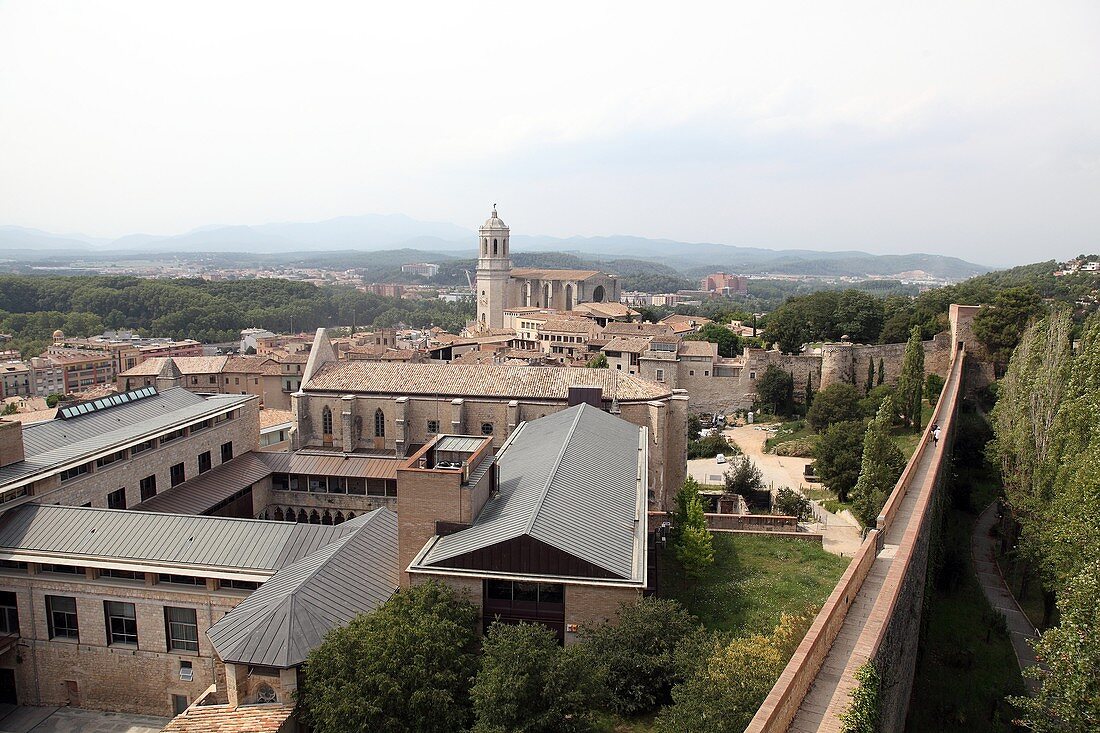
[932,425,941,446]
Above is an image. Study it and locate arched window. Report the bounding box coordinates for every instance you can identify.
[322,406,333,435]
[374,408,385,438]
[482,237,487,256]
[593,285,605,303]
[334,511,345,525]
[273,507,284,522]
[321,511,333,526]
[296,509,308,523]
[347,512,356,521]
[309,510,321,525]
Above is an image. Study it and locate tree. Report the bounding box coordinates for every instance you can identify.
[671,478,713,576]
[876,357,885,385]
[687,432,735,459]
[0,402,16,416]
[1011,562,1100,732]
[653,614,806,733]
[576,598,698,716]
[724,455,766,496]
[687,415,702,442]
[973,285,1043,367]
[756,365,794,416]
[895,325,925,429]
[298,580,480,733]
[684,323,741,358]
[850,398,906,527]
[924,373,945,407]
[813,420,866,502]
[773,487,811,520]
[858,384,896,420]
[805,371,814,406]
[472,622,601,733]
[585,353,608,368]
[806,383,861,432]
[865,357,874,394]
[45,393,64,408]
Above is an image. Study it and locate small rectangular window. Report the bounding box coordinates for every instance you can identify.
[198,451,212,474]
[59,464,89,482]
[140,475,157,501]
[0,591,19,634]
[655,368,665,382]
[220,442,233,462]
[165,607,199,653]
[107,487,127,510]
[47,595,79,640]
[426,420,440,435]
[130,438,157,455]
[170,463,185,487]
[104,601,137,646]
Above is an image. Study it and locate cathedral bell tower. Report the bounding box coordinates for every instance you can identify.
[475,205,511,330]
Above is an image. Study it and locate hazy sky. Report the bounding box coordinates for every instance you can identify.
[2,1,1098,265]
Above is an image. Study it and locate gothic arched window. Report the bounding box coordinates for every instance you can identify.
[492,238,498,256]
[374,408,385,438]
[322,406,333,435]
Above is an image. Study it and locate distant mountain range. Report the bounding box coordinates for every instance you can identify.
[0,214,993,281]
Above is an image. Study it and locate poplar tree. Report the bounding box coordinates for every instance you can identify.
[876,358,885,386]
[896,326,924,428]
[850,398,905,527]
[865,357,874,394]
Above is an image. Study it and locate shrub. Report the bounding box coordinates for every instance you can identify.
[687,432,738,459]
[773,487,811,520]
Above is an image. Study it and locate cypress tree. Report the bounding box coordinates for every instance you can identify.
[896,326,925,428]
[877,358,885,386]
[805,372,814,407]
[851,398,906,527]
[865,357,875,394]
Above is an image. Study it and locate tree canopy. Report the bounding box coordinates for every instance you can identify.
[684,322,742,358]
[850,398,906,527]
[813,420,866,502]
[806,383,862,432]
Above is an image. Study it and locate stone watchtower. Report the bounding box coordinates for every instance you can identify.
[475,206,511,330]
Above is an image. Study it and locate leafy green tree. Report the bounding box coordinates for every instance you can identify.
[806,383,861,432]
[764,304,810,354]
[850,398,906,527]
[973,285,1043,367]
[895,325,925,429]
[724,455,766,496]
[924,373,945,407]
[671,478,713,576]
[1,402,16,416]
[653,614,806,733]
[813,420,866,502]
[585,353,608,368]
[858,385,896,419]
[687,432,736,459]
[298,580,480,733]
[472,622,601,733]
[756,365,794,416]
[576,598,698,716]
[1011,562,1100,732]
[684,323,741,358]
[687,414,702,442]
[773,487,811,520]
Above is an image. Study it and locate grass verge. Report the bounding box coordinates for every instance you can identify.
[658,533,849,634]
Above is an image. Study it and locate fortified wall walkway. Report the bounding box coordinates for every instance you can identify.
[748,348,967,733]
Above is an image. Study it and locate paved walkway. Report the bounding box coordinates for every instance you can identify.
[0,705,167,733]
[971,501,1041,692]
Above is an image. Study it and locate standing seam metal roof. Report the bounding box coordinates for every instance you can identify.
[0,388,254,490]
[0,503,354,572]
[206,508,398,667]
[419,403,644,579]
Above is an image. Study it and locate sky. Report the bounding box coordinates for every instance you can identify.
[1,1,1098,266]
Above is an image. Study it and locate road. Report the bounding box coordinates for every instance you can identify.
[688,424,863,557]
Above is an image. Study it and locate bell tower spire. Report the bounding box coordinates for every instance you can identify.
[475,205,511,330]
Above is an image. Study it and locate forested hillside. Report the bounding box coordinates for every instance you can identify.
[0,276,473,357]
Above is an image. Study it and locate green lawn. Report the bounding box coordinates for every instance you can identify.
[764,420,817,453]
[658,533,850,634]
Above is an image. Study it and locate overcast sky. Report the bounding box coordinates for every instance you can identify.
[1,1,1098,265]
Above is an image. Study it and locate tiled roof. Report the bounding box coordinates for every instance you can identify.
[4,408,57,424]
[602,337,652,354]
[540,317,598,334]
[303,362,670,402]
[259,409,294,428]
[223,356,277,372]
[572,302,637,318]
[120,356,229,377]
[510,267,604,281]
[416,404,646,581]
[207,508,398,667]
[603,322,674,337]
[160,702,294,732]
[678,340,718,357]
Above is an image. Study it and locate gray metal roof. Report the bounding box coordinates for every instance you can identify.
[206,508,397,667]
[418,403,645,580]
[0,503,354,573]
[0,387,255,491]
[135,452,273,515]
[433,436,488,454]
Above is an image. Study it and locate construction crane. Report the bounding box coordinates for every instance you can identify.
[464,270,474,289]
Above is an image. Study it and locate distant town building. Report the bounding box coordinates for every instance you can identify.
[401,262,440,278]
[700,272,749,295]
[363,282,405,298]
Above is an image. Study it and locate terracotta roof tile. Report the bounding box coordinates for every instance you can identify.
[304,362,669,402]
[510,267,604,281]
[160,702,294,732]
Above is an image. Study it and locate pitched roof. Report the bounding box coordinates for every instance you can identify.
[416,404,646,581]
[603,321,674,337]
[510,267,604,281]
[303,362,669,402]
[160,703,294,733]
[678,340,718,357]
[602,337,653,354]
[572,302,638,318]
[120,356,229,377]
[539,317,599,334]
[259,408,294,429]
[0,388,254,492]
[0,503,357,574]
[207,508,398,668]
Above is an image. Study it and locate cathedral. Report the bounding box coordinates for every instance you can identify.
[475,207,620,329]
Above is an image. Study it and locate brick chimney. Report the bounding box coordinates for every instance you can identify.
[0,419,25,468]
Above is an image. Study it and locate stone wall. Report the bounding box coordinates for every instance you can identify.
[0,569,244,715]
